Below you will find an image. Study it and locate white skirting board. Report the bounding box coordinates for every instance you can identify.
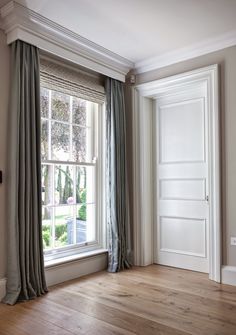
[0,278,6,301]
[45,252,108,287]
[221,266,236,286]
[0,252,108,301]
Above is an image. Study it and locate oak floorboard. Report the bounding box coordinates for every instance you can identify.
[1,265,236,334]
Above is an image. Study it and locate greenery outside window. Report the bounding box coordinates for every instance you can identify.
[40,87,104,261]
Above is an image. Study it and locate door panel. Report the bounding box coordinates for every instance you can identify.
[155,86,209,273]
[160,179,205,200]
[159,99,205,163]
[160,217,206,257]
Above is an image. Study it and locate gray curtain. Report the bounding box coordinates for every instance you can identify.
[106,77,132,272]
[3,40,48,305]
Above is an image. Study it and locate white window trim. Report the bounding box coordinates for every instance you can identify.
[132,64,221,282]
[41,90,106,263]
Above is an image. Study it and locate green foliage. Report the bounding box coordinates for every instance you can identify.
[80,189,87,203]
[42,223,69,249]
[57,166,63,203]
[78,189,87,221]
[55,224,67,240]
[76,168,81,203]
[42,225,51,248]
[78,204,87,221]
[58,231,68,244]
[63,166,73,203]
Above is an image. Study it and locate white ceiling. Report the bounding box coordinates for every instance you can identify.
[1,0,236,65]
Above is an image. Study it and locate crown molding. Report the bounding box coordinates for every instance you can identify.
[0,1,134,81]
[134,29,236,74]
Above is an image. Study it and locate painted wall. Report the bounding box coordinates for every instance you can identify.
[0,30,10,279]
[135,45,236,267]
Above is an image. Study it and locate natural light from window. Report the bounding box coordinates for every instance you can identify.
[40,88,100,259]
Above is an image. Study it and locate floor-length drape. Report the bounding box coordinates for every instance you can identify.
[3,40,48,305]
[106,77,132,272]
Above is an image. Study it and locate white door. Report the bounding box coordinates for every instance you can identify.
[155,84,209,273]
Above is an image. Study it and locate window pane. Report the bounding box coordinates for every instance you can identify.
[40,86,100,255]
[42,164,53,206]
[51,91,70,122]
[42,207,53,249]
[41,119,49,161]
[51,121,70,161]
[75,166,95,204]
[76,203,96,243]
[72,126,86,162]
[55,165,74,205]
[72,98,87,126]
[55,206,74,247]
[40,87,49,118]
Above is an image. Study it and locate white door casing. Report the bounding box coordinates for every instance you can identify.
[132,65,221,282]
[155,86,209,273]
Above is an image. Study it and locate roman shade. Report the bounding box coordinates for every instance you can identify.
[40,57,105,103]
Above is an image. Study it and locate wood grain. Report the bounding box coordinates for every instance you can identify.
[1,265,236,334]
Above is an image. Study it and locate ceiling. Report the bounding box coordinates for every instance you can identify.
[1,0,236,65]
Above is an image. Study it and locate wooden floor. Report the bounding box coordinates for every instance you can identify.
[1,265,236,334]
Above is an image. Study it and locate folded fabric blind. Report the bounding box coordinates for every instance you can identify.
[40,57,105,103]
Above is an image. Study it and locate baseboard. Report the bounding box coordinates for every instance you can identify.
[0,278,6,301]
[221,266,236,286]
[45,251,108,287]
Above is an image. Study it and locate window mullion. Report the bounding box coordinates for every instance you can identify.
[52,164,55,249]
[41,85,103,260]
[73,165,77,245]
[69,96,73,161]
[48,90,52,160]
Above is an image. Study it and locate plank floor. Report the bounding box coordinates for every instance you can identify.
[1,265,236,334]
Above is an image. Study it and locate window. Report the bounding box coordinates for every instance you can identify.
[40,86,104,261]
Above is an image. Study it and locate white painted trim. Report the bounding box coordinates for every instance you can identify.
[0,278,6,301]
[0,252,107,300]
[132,65,221,282]
[0,1,133,82]
[221,266,236,286]
[134,30,236,74]
[45,251,107,287]
[132,91,154,266]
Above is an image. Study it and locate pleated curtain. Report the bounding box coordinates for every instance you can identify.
[3,40,48,305]
[106,77,132,272]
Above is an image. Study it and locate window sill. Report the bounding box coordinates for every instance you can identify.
[44,248,108,269]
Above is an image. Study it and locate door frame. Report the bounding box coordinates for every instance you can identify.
[132,64,221,282]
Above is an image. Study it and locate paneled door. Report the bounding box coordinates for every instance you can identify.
[155,84,209,273]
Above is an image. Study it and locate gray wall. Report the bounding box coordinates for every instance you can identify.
[136,46,236,267]
[0,30,10,279]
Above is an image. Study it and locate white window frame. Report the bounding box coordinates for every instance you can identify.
[41,88,106,262]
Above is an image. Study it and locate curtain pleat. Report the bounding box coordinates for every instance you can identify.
[2,40,48,305]
[106,77,132,272]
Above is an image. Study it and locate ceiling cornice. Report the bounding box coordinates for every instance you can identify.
[134,29,236,74]
[0,1,134,81]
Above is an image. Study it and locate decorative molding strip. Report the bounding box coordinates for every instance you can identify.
[221,265,236,286]
[134,29,236,74]
[0,278,6,301]
[45,251,108,287]
[133,65,221,282]
[0,1,133,81]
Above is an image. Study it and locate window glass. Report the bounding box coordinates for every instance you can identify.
[41,88,99,257]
